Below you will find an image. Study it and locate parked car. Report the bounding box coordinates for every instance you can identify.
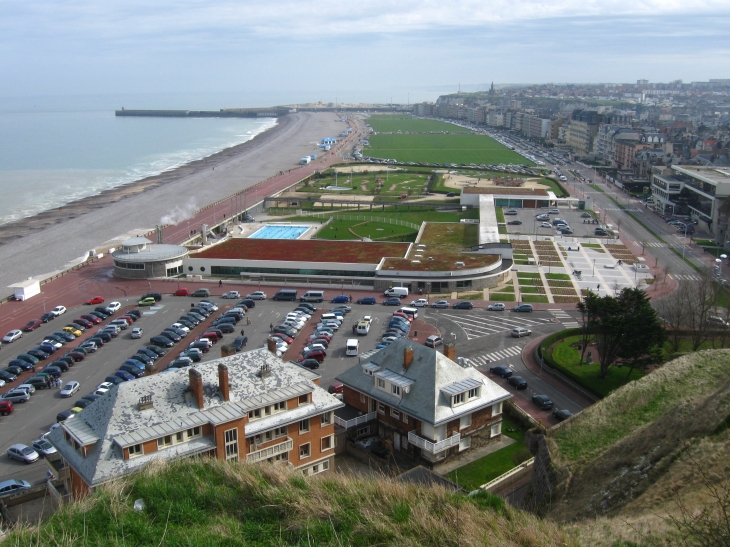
[0,479,32,497]
[86,296,105,305]
[60,381,80,397]
[22,320,43,332]
[138,297,156,306]
[141,292,162,302]
[298,350,325,363]
[513,304,534,313]
[453,301,473,310]
[150,336,174,348]
[7,444,39,464]
[81,314,102,325]
[507,376,528,389]
[331,295,349,303]
[424,335,443,348]
[489,365,513,378]
[246,291,267,300]
[298,359,320,370]
[511,327,532,338]
[0,400,15,415]
[222,291,240,299]
[114,370,135,382]
[553,408,574,421]
[357,297,377,305]
[41,312,56,323]
[382,298,402,306]
[507,220,523,225]
[1,389,30,403]
[30,439,57,457]
[51,305,67,316]
[2,330,23,343]
[532,394,554,410]
[488,303,506,311]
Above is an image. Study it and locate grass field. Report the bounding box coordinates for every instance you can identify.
[299,170,430,197]
[365,133,533,166]
[366,114,462,133]
[419,223,479,246]
[314,219,418,242]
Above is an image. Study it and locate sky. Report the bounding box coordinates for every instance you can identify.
[1,0,729,107]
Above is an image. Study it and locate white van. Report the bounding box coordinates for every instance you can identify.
[346,339,359,356]
[398,307,419,320]
[384,287,409,297]
[356,321,370,335]
[300,291,325,303]
[320,313,342,324]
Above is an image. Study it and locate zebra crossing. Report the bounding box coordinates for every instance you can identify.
[142,305,164,315]
[644,242,666,248]
[467,346,523,367]
[604,207,641,213]
[548,309,580,329]
[672,274,702,281]
[436,312,552,340]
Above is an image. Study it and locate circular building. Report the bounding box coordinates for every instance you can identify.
[112,237,188,279]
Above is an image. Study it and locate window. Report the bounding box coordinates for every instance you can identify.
[299,419,310,434]
[452,392,465,406]
[129,444,143,458]
[491,422,502,438]
[492,402,503,416]
[459,437,471,452]
[377,402,386,414]
[224,428,239,461]
[248,408,261,420]
[298,394,310,406]
[274,426,287,439]
[402,413,409,424]
[321,412,333,426]
[321,435,333,451]
[468,387,480,399]
[391,384,401,396]
[390,407,400,419]
[356,426,370,436]
[377,378,385,389]
[157,435,173,449]
[360,393,366,403]
[176,432,184,443]
[186,426,202,439]
[322,460,330,471]
[460,414,472,430]
[299,443,310,459]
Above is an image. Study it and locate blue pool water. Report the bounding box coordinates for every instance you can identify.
[249,225,309,239]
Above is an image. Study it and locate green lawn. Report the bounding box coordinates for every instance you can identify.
[301,170,430,198]
[538,178,569,198]
[545,273,570,280]
[495,207,505,223]
[285,208,478,227]
[490,293,516,301]
[516,272,541,279]
[445,417,528,491]
[365,134,533,166]
[366,115,461,133]
[314,219,418,242]
[521,295,549,303]
[548,335,644,398]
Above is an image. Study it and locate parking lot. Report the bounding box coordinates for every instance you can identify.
[504,207,609,239]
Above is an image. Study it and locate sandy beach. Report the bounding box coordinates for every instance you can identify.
[0,111,346,291]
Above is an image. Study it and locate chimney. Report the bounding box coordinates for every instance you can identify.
[404,346,414,369]
[156,225,163,244]
[189,368,204,409]
[267,337,278,354]
[201,224,208,245]
[218,364,230,402]
[221,345,235,357]
[144,363,157,376]
[138,395,154,410]
[444,341,456,361]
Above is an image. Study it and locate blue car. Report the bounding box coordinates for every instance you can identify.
[122,359,146,370]
[382,298,402,306]
[357,297,376,305]
[330,295,349,303]
[114,370,135,382]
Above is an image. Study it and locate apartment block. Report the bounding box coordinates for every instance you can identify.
[47,349,344,500]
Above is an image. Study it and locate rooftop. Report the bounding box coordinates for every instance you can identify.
[462,187,549,196]
[191,238,409,264]
[380,241,500,273]
[112,243,188,262]
[672,165,730,186]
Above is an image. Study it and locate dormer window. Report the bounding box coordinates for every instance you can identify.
[452,392,465,406]
[377,378,385,390]
[468,387,480,399]
[391,384,401,396]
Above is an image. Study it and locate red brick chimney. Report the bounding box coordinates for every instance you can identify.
[444,341,456,361]
[404,346,414,369]
[267,337,278,354]
[218,364,230,402]
[189,368,204,409]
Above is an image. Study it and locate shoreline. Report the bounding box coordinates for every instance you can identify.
[0,115,289,247]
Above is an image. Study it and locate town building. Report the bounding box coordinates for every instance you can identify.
[112,235,188,279]
[334,340,512,467]
[47,349,344,500]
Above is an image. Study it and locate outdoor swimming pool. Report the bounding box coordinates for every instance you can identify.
[249,225,309,239]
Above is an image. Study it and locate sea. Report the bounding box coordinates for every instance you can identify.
[0,94,277,227]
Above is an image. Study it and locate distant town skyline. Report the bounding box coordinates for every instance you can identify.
[1,1,728,105]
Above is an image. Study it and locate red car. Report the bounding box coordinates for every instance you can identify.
[86,296,105,305]
[74,318,93,329]
[22,319,43,332]
[307,333,331,344]
[392,312,412,322]
[81,314,102,325]
[298,350,325,363]
[202,331,220,343]
[271,333,294,344]
[174,288,190,296]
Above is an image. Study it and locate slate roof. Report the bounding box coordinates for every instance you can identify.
[335,339,511,426]
[48,348,343,488]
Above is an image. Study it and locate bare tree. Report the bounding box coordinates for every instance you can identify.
[684,272,721,351]
[655,282,692,354]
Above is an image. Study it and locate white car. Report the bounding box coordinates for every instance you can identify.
[410,299,429,307]
[540,222,552,228]
[130,327,144,339]
[246,291,267,300]
[221,291,240,299]
[511,327,532,338]
[42,339,63,349]
[362,316,373,325]
[487,303,506,311]
[304,343,326,353]
[60,381,80,398]
[107,302,121,313]
[171,323,190,333]
[2,330,22,343]
[51,305,67,316]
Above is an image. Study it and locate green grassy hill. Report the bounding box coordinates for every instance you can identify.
[5,459,578,547]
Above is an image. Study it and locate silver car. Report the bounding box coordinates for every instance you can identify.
[31,439,57,457]
[2,389,30,404]
[7,444,39,464]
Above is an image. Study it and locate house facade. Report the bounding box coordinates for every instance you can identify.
[335,341,512,467]
[47,349,344,500]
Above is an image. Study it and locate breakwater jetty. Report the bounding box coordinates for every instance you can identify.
[115,107,292,118]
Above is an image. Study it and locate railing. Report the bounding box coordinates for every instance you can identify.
[334,411,377,429]
[246,437,293,463]
[408,431,461,454]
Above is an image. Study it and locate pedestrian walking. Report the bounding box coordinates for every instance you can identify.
[240,329,245,336]
[219,280,223,287]
[349,294,353,303]
[57,378,62,389]
[269,323,273,332]
[246,317,251,325]
[597,284,600,291]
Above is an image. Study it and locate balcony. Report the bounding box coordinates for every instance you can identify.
[334,411,377,430]
[246,437,293,463]
[408,431,461,454]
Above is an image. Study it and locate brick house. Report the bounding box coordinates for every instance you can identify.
[335,340,511,467]
[47,348,343,500]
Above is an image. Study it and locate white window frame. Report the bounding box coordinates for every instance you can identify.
[468,387,480,399]
[376,378,386,390]
[321,434,334,452]
[391,384,401,396]
[157,435,174,449]
[248,408,261,420]
[459,436,471,452]
[491,422,502,438]
[274,426,287,439]
[460,414,472,430]
[321,411,333,426]
[299,418,310,434]
[129,444,144,458]
[186,426,202,440]
[492,401,503,416]
[360,393,366,403]
[452,392,465,407]
[402,413,409,424]
[298,394,310,406]
[299,442,311,459]
[224,428,239,461]
[377,402,386,415]
[356,426,370,436]
[390,407,400,419]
